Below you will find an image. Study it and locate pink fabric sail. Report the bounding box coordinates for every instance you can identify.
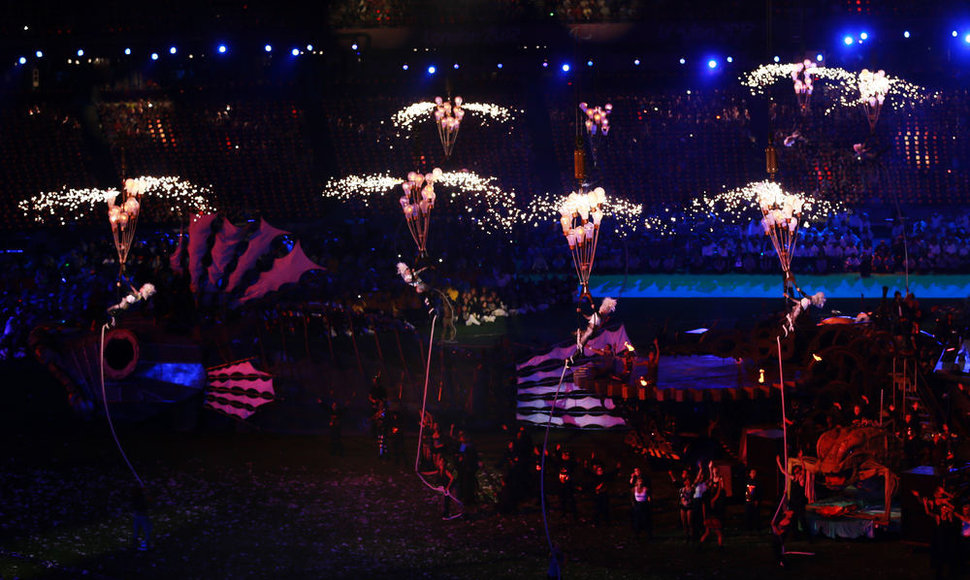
[205,360,274,421]
[188,214,218,293]
[239,241,324,303]
[206,218,246,290]
[225,218,290,293]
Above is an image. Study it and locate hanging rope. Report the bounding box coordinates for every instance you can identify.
[412,313,464,511]
[539,357,571,579]
[99,322,144,487]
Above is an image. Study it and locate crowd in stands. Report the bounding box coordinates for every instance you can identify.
[2,76,970,361]
[326,0,642,27]
[324,0,785,27]
[3,193,970,365]
[518,204,970,277]
[5,82,970,230]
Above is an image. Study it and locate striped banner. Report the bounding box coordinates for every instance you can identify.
[515,325,631,430]
[205,359,275,420]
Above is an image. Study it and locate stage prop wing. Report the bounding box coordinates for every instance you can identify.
[188,214,218,293]
[225,218,291,293]
[238,241,325,304]
[206,218,246,289]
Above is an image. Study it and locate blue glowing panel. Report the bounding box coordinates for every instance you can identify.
[136,362,206,391]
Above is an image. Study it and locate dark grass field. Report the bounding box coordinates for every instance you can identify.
[0,417,951,580]
[0,298,962,579]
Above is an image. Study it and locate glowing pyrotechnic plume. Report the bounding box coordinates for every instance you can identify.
[18,176,217,225]
[683,183,842,228]
[858,68,890,131]
[433,170,517,235]
[791,59,816,114]
[742,63,856,101]
[523,192,640,238]
[433,96,464,158]
[558,187,606,298]
[321,173,404,206]
[391,100,517,135]
[399,168,441,256]
[322,170,517,235]
[578,102,612,135]
[743,63,932,117]
[638,184,842,238]
[132,176,217,219]
[605,197,642,237]
[753,181,805,296]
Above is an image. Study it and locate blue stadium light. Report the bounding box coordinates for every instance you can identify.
[169,46,177,55]
[816,53,824,61]
[453,63,459,69]
[679,58,686,64]
[726,56,733,63]
[633,58,640,66]
[217,44,227,54]
[561,63,571,72]
[351,43,358,50]
[264,44,273,53]
[497,62,503,69]
[965,33,970,44]
[77,49,84,57]
[953,30,959,38]
[151,52,159,61]
[291,48,300,56]
[844,36,854,45]
[427,65,436,74]
[35,50,43,58]
[402,64,409,70]
[586,59,593,67]
[125,47,132,55]
[542,61,548,68]
[306,44,314,51]
[773,55,780,62]
[903,30,910,38]
[707,59,718,69]
[18,56,26,65]
[859,32,868,40]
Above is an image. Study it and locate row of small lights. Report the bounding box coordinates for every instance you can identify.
[842,29,970,44]
[14,27,970,68]
[15,52,797,72]
[416,52,894,73]
[13,43,324,66]
[409,56,739,74]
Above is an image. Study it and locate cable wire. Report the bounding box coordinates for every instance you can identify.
[99,322,143,487]
[413,313,464,511]
[539,355,572,580]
